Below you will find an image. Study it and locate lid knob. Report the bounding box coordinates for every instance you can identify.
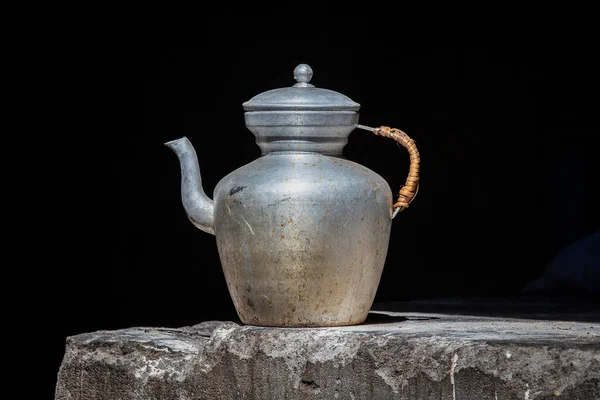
[293,64,315,88]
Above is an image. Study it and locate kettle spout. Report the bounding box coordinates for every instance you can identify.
[165,137,215,235]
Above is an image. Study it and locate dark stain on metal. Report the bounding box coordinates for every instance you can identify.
[229,185,247,196]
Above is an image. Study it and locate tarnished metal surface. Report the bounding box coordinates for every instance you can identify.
[166,64,399,326]
[213,152,392,326]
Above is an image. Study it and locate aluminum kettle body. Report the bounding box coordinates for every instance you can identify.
[213,151,393,326]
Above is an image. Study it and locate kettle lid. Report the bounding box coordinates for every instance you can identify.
[242,64,361,156]
[242,64,360,111]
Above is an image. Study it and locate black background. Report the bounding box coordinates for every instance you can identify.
[48,11,599,397]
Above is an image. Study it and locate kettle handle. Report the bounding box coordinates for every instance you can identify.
[357,125,421,219]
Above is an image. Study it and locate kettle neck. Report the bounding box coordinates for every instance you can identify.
[244,110,359,156]
[257,139,348,156]
[267,151,348,159]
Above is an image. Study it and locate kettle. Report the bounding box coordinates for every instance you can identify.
[166,64,420,327]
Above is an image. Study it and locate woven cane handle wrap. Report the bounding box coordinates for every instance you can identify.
[372,126,420,217]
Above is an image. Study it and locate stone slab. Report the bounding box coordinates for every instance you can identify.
[56,311,599,399]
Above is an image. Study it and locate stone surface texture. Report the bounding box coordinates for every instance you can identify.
[56,312,599,399]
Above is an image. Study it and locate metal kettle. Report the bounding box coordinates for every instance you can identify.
[166,64,420,326]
